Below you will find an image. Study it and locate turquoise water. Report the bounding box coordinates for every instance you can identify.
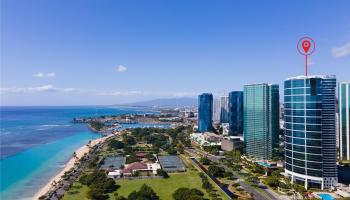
[0,131,100,199]
[0,106,157,199]
[318,194,335,200]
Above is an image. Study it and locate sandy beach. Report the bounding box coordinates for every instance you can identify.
[32,134,113,200]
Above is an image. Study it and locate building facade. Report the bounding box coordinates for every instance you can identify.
[284,75,337,190]
[339,81,350,161]
[198,93,213,132]
[228,91,243,136]
[221,137,242,151]
[212,98,221,122]
[269,85,280,149]
[220,95,229,123]
[243,84,280,160]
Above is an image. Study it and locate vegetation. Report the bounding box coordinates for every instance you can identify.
[125,153,141,164]
[208,165,226,178]
[202,145,221,155]
[114,193,127,200]
[249,162,265,174]
[173,188,206,200]
[127,184,159,200]
[123,135,137,146]
[89,121,105,131]
[116,171,215,200]
[263,169,283,188]
[198,172,224,200]
[156,169,169,178]
[79,170,119,199]
[200,157,211,165]
[108,140,125,150]
[62,126,230,200]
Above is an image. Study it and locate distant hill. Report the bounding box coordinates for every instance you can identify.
[119,97,197,108]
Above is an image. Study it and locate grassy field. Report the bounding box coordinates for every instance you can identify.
[62,169,232,200]
[62,182,89,200]
[116,170,208,199]
[62,170,208,200]
[62,155,231,200]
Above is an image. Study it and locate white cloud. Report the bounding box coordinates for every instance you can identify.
[33,72,56,78]
[116,65,127,73]
[30,84,57,92]
[332,42,350,58]
[0,85,77,94]
[1,85,196,99]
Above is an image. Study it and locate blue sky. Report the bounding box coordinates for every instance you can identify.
[1,0,350,105]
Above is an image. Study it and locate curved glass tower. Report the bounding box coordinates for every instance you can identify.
[198,93,213,133]
[284,75,337,190]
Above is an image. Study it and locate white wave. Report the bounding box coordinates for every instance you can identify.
[40,124,70,127]
[36,124,71,130]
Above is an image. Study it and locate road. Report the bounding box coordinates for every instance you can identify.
[185,148,280,200]
[190,157,236,200]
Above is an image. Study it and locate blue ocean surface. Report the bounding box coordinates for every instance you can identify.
[0,106,156,199]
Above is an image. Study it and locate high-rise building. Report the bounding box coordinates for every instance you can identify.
[228,91,243,136]
[269,84,280,149]
[243,83,280,160]
[212,98,221,122]
[220,95,229,123]
[284,75,337,190]
[339,81,350,161]
[198,93,213,133]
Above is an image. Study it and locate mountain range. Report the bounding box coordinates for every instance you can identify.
[118,97,197,108]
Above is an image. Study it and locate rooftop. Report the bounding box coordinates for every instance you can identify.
[286,75,336,80]
[100,156,126,170]
[125,162,148,170]
[158,155,185,172]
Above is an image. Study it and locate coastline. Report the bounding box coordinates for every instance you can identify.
[32,134,113,200]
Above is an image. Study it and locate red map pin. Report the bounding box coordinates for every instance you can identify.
[302,40,311,53]
[297,37,316,77]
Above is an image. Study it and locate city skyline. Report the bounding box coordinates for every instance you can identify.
[1,0,350,106]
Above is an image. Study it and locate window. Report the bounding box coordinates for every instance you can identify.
[310,78,316,96]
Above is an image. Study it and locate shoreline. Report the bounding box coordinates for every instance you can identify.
[32,134,113,200]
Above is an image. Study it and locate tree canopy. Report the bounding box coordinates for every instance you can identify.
[173,188,206,200]
[127,184,159,200]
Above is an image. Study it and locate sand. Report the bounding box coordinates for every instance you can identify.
[32,134,113,200]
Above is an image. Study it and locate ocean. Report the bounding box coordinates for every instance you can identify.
[0,106,158,199]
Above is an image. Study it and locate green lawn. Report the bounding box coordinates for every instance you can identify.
[63,171,208,200]
[63,155,231,200]
[62,170,230,200]
[116,170,209,199]
[62,182,89,200]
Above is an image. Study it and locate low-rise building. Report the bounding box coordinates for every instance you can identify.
[221,137,242,151]
[221,123,230,135]
[108,170,122,178]
[190,132,222,146]
[122,162,161,176]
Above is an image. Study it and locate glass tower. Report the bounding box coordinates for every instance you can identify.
[212,98,221,122]
[228,91,243,136]
[220,95,229,123]
[284,75,337,190]
[198,93,213,133]
[339,81,350,161]
[243,84,279,160]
